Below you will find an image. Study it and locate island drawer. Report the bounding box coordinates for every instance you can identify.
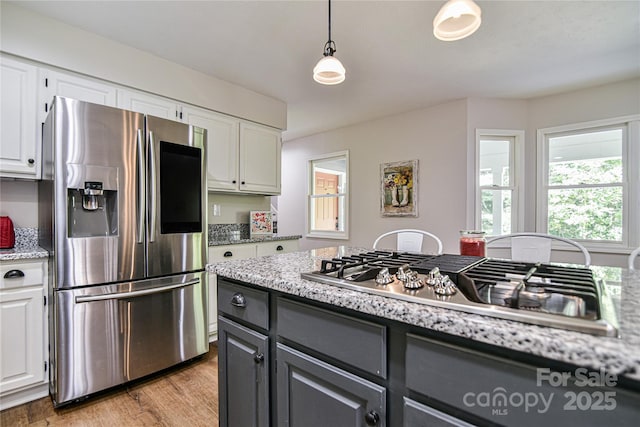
[277,297,387,379]
[405,333,639,426]
[218,280,269,330]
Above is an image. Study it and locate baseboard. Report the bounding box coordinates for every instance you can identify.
[0,383,49,411]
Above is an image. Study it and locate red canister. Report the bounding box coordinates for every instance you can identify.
[460,230,486,257]
[0,216,15,249]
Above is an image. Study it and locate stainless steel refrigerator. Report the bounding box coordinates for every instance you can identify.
[38,97,208,407]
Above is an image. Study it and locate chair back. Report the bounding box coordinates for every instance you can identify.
[486,233,591,266]
[396,231,424,252]
[511,236,552,263]
[629,247,640,270]
[373,229,443,255]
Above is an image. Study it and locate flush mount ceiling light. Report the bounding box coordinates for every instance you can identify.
[433,0,482,41]
[313,0,346,85]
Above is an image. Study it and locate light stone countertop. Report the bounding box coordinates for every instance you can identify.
[208,234,302,246]
[209,246,640,384]
[0,246,49,261]
[0,228,48,261]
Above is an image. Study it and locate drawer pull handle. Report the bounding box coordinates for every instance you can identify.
[276,245,284,251]
[4,269,25,279]
[230,293,246,308]
[223,251,233,257]
[364,410,380,426]
[253,353,264,364]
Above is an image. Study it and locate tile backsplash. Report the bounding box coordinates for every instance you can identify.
[209,224,250,241]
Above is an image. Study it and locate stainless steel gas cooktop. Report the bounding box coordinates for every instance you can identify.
[301,251,618,337]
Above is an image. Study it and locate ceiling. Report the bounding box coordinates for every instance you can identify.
[11,1,640,141]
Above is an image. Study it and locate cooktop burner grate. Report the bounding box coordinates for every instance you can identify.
[301,251,618,336]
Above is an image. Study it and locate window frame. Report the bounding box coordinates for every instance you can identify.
[474,129,525,236]
[536,115,640,252]
[306,150,349,240]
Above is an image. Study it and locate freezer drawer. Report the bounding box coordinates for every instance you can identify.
[51,271,208,406]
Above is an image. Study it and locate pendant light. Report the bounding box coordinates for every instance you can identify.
[433,0,482,41]
[313,0,346,85]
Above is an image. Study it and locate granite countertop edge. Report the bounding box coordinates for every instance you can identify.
[208,247,640,383]
[209,234,302,246]
[0,246,49,261]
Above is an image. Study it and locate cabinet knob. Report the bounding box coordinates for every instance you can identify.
[223,251,233,257]
[276,245,284,251]
[28,158,35,165]
[3,269,25,279]
[232,180,237,184]
[364,410,380,426]
[230,292,246,308]
[241,181,245,185]
[253,353,264,364]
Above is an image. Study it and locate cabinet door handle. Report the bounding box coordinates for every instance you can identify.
[241,181,245,185]
[276,245,284,251]
[223,251,233,257]
[3,269,25,279]
[230,292,246,308]
[364,410,380,426]
[27,158,35,165]
[232,180,237,184]
[253,353,264,364]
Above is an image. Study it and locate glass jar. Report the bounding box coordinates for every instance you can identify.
[459,230,486,257]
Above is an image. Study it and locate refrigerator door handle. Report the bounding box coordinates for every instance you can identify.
[136,128,145,244]
[74,279,199,303]
[148,131,158,243]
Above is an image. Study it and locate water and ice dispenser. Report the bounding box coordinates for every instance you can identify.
[67,167,118,238]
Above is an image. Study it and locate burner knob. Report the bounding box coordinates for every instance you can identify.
[403,275,425,290]
[434,275,457,296]
[402,270,425,289]
[396,264,412,282]
[375,268,394,285]
[426,267,441,286]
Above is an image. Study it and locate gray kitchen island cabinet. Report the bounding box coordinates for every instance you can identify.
[216,276,640,427]
[217,281,270,427]
[276,344,386,427]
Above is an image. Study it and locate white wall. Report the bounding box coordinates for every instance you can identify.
[0,2,286,130]
[0,181,38,228]
[207,193,271,225]
[279,78,640,266]
[278,99,468,253]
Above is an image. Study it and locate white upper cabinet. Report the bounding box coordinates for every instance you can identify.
[183,105,239,191]
[0,56,281,189]
[239,122,281,195]
[0,56,39,179]
[184,105,282,195]
[41,69,117,109]
[117,89,179,120]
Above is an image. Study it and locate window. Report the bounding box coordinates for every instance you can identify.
[307,151,349,239]
[475,130,524,235]
[538,116,639,249]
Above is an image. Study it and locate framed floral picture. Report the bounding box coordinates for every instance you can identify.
[380,160,418,217]
[250,211,273,236]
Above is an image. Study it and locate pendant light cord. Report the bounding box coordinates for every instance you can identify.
[324,0,336,56]
[328,0,332,43]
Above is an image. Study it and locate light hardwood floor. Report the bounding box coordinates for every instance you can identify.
[1,343,219,426]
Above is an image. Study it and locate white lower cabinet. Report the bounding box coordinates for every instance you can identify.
[256,240,299,257]
[207,239,299,342]
[0,259,48,410]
